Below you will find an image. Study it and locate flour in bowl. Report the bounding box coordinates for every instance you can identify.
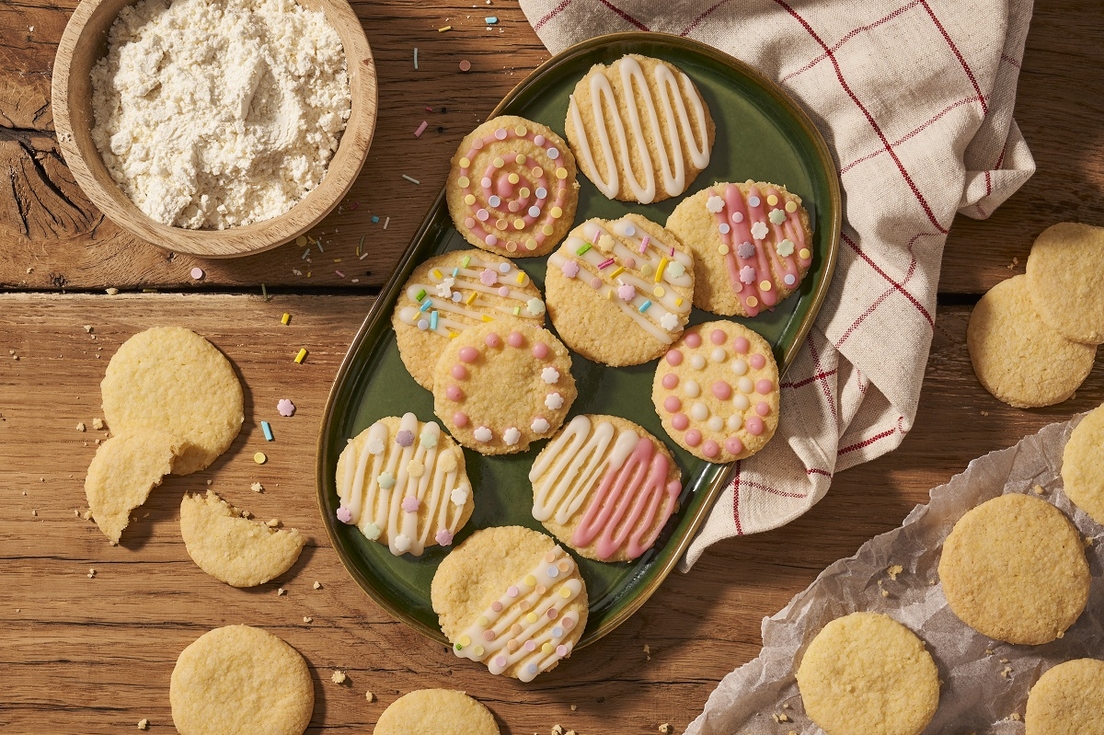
[90,0,351,229]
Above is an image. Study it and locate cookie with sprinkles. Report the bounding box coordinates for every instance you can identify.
[666,181,813,317]
[531,414,682,562]
[431,526,588,682]
[652,321,780,463]
[545,214,695,366]
[446,115,579,257]
[433,321,576,455]
[393,250,546,389]
[334,413,474,556]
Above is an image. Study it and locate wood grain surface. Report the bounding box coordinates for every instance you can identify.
[2,0,1103,733]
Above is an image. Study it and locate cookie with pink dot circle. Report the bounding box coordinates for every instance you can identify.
[446,115,580,257]
[652,320,780,463]
[433,321,577,455]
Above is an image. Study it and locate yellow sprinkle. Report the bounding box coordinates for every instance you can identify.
[606,288,614,301]
[477,616,489,627]
[641,263,654,276]
[464,194,476,205]
[514,125,527,137]
[459,635,471,646]
[493,157,504,168]
[675,297,684,307]
[718,244,729,255]
[513,219,525,230]
[542,225,554,236]
[280,313,290,325]
[519,187,531,197]
[465,291,478,305]
[458,157,470,168]
[295,236,307,247]
[482,314,493,322]
[294,348,308,364]
[559,587,572,598]
[524,575,537,586]
[254,452,267,464]
[555,168,568,179]
[508,173,520,185]
[799,248,811,259]
[457,176,470,188]
[542,642,553,654]
[766,194,779,206]
[654,257,668,283]
[448,331,459,339]
[516,272,527,284]
[747,296,759,307]
[431,268,443,280]
[532,167,544,177]
[609,266,624,278]
[526,612,538,623]
[785,200,798,213]
[515,154,526,165]
[760,280,773,291]
[525,239,538,251]
[550,206,563,218]
[473,645,484,657]
[438,24,452,31]
[653,286,665,297]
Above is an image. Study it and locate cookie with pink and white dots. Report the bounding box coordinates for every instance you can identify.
[652,321,780,463]
[433,321,577,455]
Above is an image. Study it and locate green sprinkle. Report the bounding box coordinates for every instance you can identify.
[576,243,592,256]
[461,255,471,268]
[513,306,521,315]
[415,288,427,301]
[261,283,270,301]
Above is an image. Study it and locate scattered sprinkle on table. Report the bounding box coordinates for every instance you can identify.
[371,215,379,223]
[190,267,204,280]
[254,451,267,464]
[335,270,345,278]
[438,25,451,31]
[294,348,308,364]
[277,399,296,417]
[261,420,274,441]
[413,47,419,69]
[459,59,471,72]
[485,15,497,23]
[383,216,390,229]
[402,174,421,185]
[414,120,428,137]
[281,312,291,325]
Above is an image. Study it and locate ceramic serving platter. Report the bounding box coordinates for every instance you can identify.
[317,31,841,650]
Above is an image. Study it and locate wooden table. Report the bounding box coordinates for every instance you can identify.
[2,1,1103,732]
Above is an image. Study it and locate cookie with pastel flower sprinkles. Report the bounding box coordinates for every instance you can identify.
[666,181,813,317]
[446,115,580,257]
[431,526,588,682]
[433,321,576,455]
[545,214,695,366]
[652,321,780,463]
[392,249,546,389]
[334,413,474,556]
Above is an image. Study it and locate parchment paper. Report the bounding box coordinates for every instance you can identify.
[687,416,1104,735]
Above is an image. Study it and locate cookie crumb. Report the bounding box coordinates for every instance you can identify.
[552,726,564,735]
[240,510,251,519]
[1008,713,1022,721]
[303,616,313,623]
[266,518,280,528]
[659,724,672,734]
[84,325,94,333]
[1084,536,1094,548]
[106,287,119,295]
[313,581,323,590]
[643,643,651,660]
[76,422,87,432]
[31,509,38,517]
[985,647,995,656]
[88,568,96,578]
[772,713,792,723]
[82,510,94,521]
[886,564,903,581]
[277,587,287,596]
[137,719,149,730]
[1000,665,1013,679]
[92,417,104,430]
[1032,484,1047,495]
[980,410,989,416]
[365,690,374,702]
[880,589,889,598]
[570,704,577,711]
[251,482,264,493]
[331,669,347,684]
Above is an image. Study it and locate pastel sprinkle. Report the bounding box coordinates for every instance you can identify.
[576,243,592,256]
[336,506,352,523]
[430,311,439,330]
[401,174,421,185]
[414,121,428,137]
[639,235,650,254]
[254,452,267,464]
[459,59,471,72]
[438,25,451,31]
[598,258,615,270]
[609,266,624,278]
[294,348,308,364]
[261,421,274,441]
[419,299,433,312]
[654,257,668,282]
[484,15,498,23]
[396,430,415,447]
[638,299,652,313]
[277,399,296,417]
[280,312,290,325]
[190,267,204,280]
[401,496,420,513]
[413,47,418,70]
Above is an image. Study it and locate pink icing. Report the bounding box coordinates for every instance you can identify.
[661,373,679,389]
[756,379,774,395]
[702,440,719,458]
[750,353,766,370]
[685,332,702,348]
[458,347,478,363]
[664,396,682,412]
[710,329,726,345]
[453,412,469,427]
[532,342,550,359]
[725,436,744,454]
[665,350,683,366]
[485,332,501,348]
[451,365,468,380]
[711,381,732,400]
[746,416,764,436]
[507,331,524,347]
[446,385,464,401]
[685,429,702,447]
[672,413,689,431]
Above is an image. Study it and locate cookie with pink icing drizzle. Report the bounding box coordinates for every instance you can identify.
[433,320,576,455]
[446,115,580,257]
[652,321,780,463]
[530,414,682,562]
[666,180,814,317]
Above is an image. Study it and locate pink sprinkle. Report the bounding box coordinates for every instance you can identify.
[401,496,420,513]
[459,59,471,72]
[532,343,550,359]
[451,365,468,380]
[336,506,352,523]
[435,529,454,545]
[534,134,545,145]
[685,332,702,349]
[547,607,558,619]
[277,399,296,417]
[750,353,766,370]
[756,401,771,416]
[485,332,501,348]
[498,286,510,297]
[459,347,478,363]
[710,329,726,345]
[464,217,476,228]
[190,267,204,280]
[507,585,519,597]
[665,350,683,366]
[756,379,774,395]
[446,385,463,401]
[663,396,681,412]
[483,630,496,642]
[740,266,756,285]
[662,373,678,389]
[561,261,580,278]
[733,337,750,354]
[425,106,434,112]
[672,413,689,431]
[702,440,719,458]
[725,437,745,454]
[524,640,537,652]
[556,644,568,656]
[685,429,702,447]
[711,381,732,400]
[480,269,497,286]
[624,257,636,269]
[491,601,503,612]
[638,236,650,254]
[507,331,524,347]
[562,618,575,630]
[670,246,676,257]
[746,416,764,436]
[335,270,345,278]
[617,284,636,301]
[598,258,615,270]
[453,412,469,427]
[348,201,360,210]
[589,277,602,289]
[494,656,507,668]
[414,121,428,137]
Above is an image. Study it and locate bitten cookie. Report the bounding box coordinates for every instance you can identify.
[170,625,313,735]
[666,181,813,317]
[84,429,182,543]
[565,54,714,204]
[967,275,1096,408]
[392,250,547,389]
[1061,402,1104,525]
[446,115,579,257]
[334,413,474,556]
[796,612,939,735]
[531,414,683,562]
[1025,658,1104,735]
[433,321,576,455]
[938,493,1090,645]
[431,526,587,682]
[374,689,500,735]
[545,215,694,366]
[652,321,780,462]
[1025,222,1104,344]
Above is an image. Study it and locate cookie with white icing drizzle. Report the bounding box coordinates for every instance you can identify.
[565,54,714,204]
[446,115,579,257]
[393,249,546,389]
[433,321,576,455]
[431,526,588,682]
[334,413,474,556]
[666,181,813,317]
[545,214,695,366]
[531,414,682,562]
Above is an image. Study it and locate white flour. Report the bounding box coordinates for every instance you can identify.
[90,0,351,229]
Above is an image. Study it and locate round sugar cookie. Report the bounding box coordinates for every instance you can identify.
[565,54,715,204]
[335,413,474,556]
[392,250,547,388]
[180,490,306,587]
[430,526,587,682]
[666,181,814,317]
[967,275,1096,408]
[1025,658,1104,735]
[170,625,313,735]
[85,429,182,544]
[374,689,499,735]
[652,321,780,463]
[446,115,579,257]
[545,214,694,366]
[1061,403,1104,525]
[433,321,576,455]
[938,493,1089,645]
[796,612,939,735]
[101,326,244,475]
[530,414,683,562]
[1025,222,1104,344]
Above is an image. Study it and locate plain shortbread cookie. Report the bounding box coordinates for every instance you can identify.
[374,689,499,735]
[1025,222,1104,344]
[84,429,182,543]
[1061,402,1104,525]
[1025,658,1104,735]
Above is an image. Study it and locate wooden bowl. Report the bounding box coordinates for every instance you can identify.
[52,0,377,258]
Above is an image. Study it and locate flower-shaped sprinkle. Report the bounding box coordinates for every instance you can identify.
[531,417,550,433]
[768,208,787,225]
[737,242,756,259]
[545,393,564,410]
[366,438,385,455]
[450,486,469,506]
[706,195,724,213]
[473,426,492,442]
[277,399,296,417]
[660,313,679,331]
[363,522,381,540]
[419,431,438,449]
[479,268,498,286]
[394,534,412,553]
[561,261,580,278]
[750,222,769,240]
[776,239,795,257]
[503,427,521,445]
[541,367,560,384]
[666,261,685,279]
[377,472,395,490]
[336,506,353,524]
[740,266,757,285]
[395,430,414,447]
[618,283,636,301]
[435,529,454,546]
[401,496,420,513]
[527,298,546,316]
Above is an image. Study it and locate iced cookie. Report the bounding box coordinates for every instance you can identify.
[531,414,682,562]
[938,493,1089,645]
[796,612,939,735]
[393,250,547,388]
[967,275,1096,408]
[84,429,182,543]
[652,321,780,463]
[334,413,474,556]
[565,54,714,204]
[433,321,576,455]
[1061,402,1104,525]
[1025,658,1104,735]
[431,526,587,682]
[170,625,313,735]
[375,689,500,735]
[1025,222,1104,344]
[545,215,694,366]
[180,490,305,587]
[446,115,579,257]
[666,181,813,317]
[101,326,244,475]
